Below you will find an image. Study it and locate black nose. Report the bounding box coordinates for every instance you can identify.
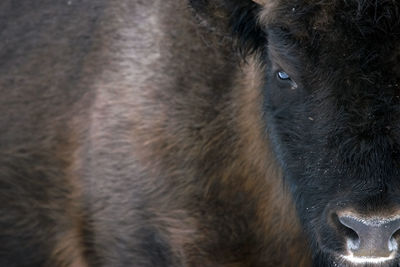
[338,214,400,258]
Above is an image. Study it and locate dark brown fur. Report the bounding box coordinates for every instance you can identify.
[0,0,310,266]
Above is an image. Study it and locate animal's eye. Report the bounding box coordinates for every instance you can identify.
[276,70,298,89]
[277,71,291,80]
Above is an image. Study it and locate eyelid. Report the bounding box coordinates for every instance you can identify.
[276,70,298,89]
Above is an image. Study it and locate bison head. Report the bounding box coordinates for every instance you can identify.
[190,0,400,266]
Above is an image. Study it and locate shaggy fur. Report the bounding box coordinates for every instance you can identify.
[1,0,400,266]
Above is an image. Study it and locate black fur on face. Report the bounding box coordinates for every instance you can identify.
[228,2,267,57]
[258,0,400,265]
[189,0,267,56]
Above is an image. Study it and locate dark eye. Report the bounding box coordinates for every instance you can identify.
[277,71,291,80]
[276,70,298,89]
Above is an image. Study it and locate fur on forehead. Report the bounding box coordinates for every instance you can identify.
[259,0,400,41]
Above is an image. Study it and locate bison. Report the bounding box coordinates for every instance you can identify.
[1,0,400,266]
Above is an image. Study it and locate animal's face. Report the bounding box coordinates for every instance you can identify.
[190,0,400,265]
[261,1,400,265]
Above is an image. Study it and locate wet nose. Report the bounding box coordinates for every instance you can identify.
[338,214,400,258]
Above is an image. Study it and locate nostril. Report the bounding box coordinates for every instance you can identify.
[332,214,360,250]
[346,234,360,251]
[389,229,400,252]
[336,214,400,258]
[389,236,398,252]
